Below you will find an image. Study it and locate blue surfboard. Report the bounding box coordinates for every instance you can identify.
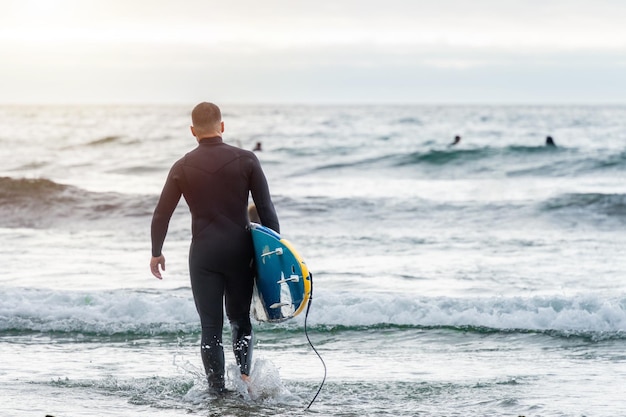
[249,223,311,323]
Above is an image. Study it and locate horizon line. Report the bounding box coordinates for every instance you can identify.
[1,101,625,107]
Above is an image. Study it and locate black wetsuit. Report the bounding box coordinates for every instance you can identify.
[151,136,279,390]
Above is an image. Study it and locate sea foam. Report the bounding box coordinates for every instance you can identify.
[1,287,625,338]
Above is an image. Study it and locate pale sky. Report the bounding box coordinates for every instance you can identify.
[1,0,625,104]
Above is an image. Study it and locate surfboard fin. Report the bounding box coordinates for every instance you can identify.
[261,247,283,257]
[277,275,300,284]
[269,302,290,309]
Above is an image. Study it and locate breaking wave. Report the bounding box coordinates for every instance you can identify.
[542,192,626,221]
[0,176,157,228]
[2,287,625,340]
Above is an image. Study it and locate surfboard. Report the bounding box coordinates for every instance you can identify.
[249,223,311,323]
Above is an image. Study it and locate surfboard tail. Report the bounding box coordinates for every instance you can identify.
[250,224,312,323]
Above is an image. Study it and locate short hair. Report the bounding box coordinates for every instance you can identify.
[191,102,222,132]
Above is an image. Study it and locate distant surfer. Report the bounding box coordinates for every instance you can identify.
[252,141,263,152]
[449,135,461,146]
[150,102,280,395]
[545,136,556,147]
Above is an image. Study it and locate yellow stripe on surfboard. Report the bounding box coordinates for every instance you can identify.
[280,238,311,318]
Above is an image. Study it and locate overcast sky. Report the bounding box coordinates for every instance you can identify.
[1,0,625,104]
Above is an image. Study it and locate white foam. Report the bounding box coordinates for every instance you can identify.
[0,287,198,334]
[300,290,626,335]
[1,287,625,335]
[236,358,293,402]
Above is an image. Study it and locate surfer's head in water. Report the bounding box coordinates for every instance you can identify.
[545,136,556,147]
[449,135,461,146]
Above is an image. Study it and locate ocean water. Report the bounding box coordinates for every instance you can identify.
[1,104,625,417]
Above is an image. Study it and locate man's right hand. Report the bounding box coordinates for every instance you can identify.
[150,255,166,279]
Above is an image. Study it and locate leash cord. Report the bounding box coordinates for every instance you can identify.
[303,273,326,410]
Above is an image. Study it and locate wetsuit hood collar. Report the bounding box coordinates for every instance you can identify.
[198,136,223,145]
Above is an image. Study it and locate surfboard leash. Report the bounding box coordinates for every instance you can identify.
[304,272,327,410]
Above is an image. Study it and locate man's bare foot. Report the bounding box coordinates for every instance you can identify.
[241,374,253,396]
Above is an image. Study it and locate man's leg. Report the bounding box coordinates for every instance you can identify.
[225,265,255,378]
[189,243,227,393]
[200,322,226,393]
[230,317,254,378]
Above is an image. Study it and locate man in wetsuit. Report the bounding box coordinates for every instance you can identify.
[149,102,279,394]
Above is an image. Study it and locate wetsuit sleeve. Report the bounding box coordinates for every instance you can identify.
[249,155,280,233]
[151,164,183,257]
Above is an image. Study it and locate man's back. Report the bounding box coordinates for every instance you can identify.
[175,138,260,237]
[151,137,278,272]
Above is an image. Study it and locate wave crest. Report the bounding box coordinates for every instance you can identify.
[542,193,626,220]
[2,288,625,340]
[0,176,157,228]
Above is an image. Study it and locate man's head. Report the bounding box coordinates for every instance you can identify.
[191,102,224,139]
